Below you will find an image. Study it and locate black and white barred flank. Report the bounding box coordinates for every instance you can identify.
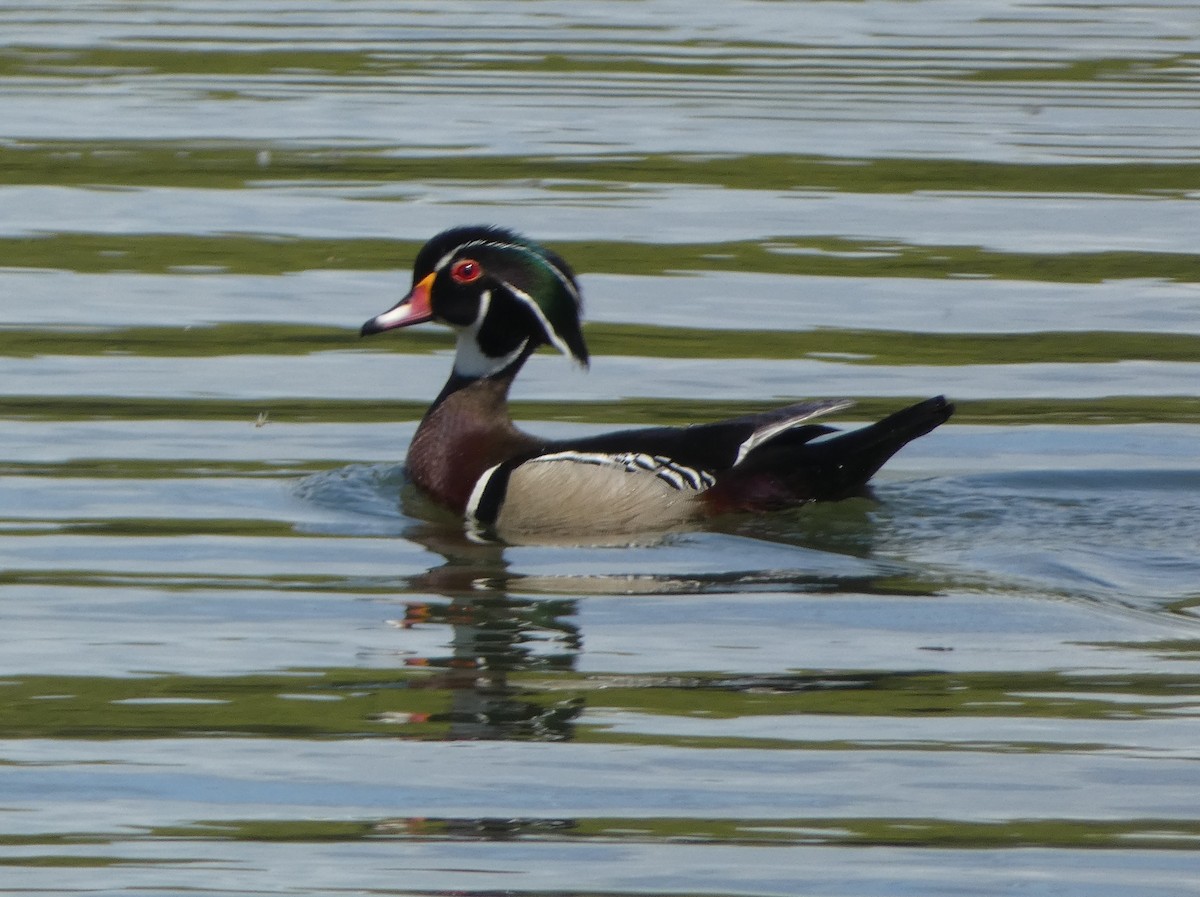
[527,451,716,491]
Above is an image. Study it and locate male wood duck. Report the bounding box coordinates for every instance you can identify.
[362,225,953,542]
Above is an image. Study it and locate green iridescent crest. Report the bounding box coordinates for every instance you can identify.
[458,230,589,366]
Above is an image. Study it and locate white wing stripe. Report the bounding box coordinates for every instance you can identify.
[732,399,855,466]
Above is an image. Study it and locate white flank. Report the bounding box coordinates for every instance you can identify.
[484,452,707,541]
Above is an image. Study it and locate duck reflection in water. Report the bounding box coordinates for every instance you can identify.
[350,224,950,743]
[380,478,930,747]
[385,501,584,742]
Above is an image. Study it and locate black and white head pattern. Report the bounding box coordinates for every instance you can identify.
[414,226,589,378]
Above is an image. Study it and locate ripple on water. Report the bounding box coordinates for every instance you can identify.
[3,3,1200,897]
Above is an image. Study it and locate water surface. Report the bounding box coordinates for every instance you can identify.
[2,2,1199,895]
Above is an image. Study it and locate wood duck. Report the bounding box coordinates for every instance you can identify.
[361,225,953,542]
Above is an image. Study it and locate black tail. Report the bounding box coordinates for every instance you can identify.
[800,396,954,500]
[704,396,953,512]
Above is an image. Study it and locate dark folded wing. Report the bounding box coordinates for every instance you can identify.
[549,398,853,472]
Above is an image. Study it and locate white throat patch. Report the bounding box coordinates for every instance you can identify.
[451,290,529,378]
[452,332,528,379]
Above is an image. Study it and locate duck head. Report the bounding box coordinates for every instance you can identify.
[361,225,589,379]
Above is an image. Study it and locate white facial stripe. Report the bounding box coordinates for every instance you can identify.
[432,235,583,374]
[439,238,581,308]
[506,243,582,307]
[501,279,575,360]
[474,288,492,326]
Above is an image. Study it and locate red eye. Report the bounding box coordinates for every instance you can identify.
[450,258,482,284]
